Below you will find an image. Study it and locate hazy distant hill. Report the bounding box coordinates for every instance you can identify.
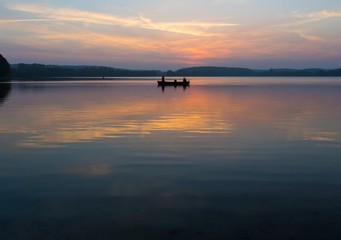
[10,64,341,78]
[173,66,256,76]
[11,64,162,78]
[172,66,341,77]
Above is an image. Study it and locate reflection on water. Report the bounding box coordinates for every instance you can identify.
[64,163,112,176]
[0,83,11,105]
[1,81,340,148]
[0,82,234,147]
[159,84,190,92]
[1,78,341,239]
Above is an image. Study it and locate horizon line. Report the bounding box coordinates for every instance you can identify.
[9,62,341,71]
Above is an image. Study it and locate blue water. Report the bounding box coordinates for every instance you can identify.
[1,77,341,239]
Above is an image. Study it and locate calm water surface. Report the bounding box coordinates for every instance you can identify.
[1,77,341,239]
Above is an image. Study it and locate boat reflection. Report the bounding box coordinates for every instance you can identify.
[159,84,189,92]
[0,83,340,148]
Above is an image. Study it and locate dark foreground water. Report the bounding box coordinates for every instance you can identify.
[1,77,341,240]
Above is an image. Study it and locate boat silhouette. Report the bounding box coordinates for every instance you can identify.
[157,78,190,87]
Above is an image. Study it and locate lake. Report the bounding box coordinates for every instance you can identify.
[1,77,341,239]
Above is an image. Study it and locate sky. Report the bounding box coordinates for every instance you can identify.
[0,0,341,70]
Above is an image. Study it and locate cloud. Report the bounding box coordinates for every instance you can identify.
[2,3,340,68]
[293,10,341,22]
[6,3,238,36]
[284,10,341,27]
[0,18,51,23]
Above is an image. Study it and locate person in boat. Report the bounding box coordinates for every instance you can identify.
[183,77,187,84]
[174,79,177,84]
[161,76,165,83]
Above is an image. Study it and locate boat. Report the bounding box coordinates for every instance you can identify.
[157,79,190,87]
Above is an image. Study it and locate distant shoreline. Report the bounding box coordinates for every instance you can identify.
[6,64,341,79]
[2,76,340,84]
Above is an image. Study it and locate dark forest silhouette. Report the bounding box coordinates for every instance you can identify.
[173,66,341,77]
[10,64,341,78]
[11,64,162,78]
[0,54,11,79]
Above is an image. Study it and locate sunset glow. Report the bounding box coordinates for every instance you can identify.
[1,82,339,148]
[1,0,341,69]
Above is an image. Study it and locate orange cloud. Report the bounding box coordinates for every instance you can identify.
[2,3,340,67]
[6,3,238,36]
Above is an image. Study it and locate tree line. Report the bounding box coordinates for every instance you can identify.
[12,64,341,78]
[172,66,341,77]
[11,64,163,78]
[0,54,11,79]
[1,53,341,79]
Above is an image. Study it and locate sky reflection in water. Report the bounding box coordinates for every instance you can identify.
[1,79,340,149]
[1,78,341,239]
